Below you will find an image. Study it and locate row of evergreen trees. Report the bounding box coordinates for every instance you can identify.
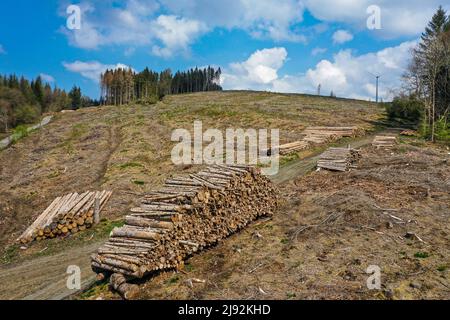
[0,74,94,132]
[100,66,222,106]
[171,67,222,94]
[1,66,222,132]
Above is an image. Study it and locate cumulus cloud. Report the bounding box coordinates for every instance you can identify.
[62,60,133,82]
[222,41,417,101]
[0,44,6,54]
[221,47,288,90]
[332,30,353,44]
[306,60,347,88]
[39,73,55,83]
[286,40,417,100]
[151,15,208,58]
[59,0,205,56]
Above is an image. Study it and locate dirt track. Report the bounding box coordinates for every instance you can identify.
[0,241,102,300]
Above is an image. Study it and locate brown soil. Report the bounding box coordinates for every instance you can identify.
[128,141,449,300]
[0,241,102,300]
[0,91,399,300]
[0,91,381,248]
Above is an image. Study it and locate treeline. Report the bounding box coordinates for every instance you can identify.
[0,74,96,132]
[171,67,222,94]
[100,66,222,106]
[396,6,450,142]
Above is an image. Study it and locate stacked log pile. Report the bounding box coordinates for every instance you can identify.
[303,127,361,144]
[372,135,397,148]
[17,191,112,244]
[265,127,361,156]
[317,147,361,172]
[400,130,417,136]
[91,165,279,280]
[267,140,309,156]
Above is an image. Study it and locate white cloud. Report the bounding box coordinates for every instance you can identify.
[151,15,208,58]
[241,0,306,42]
[332,30,353,44]
[57,0,443,62]
[303,0,448,38]
[311,47,327,56]
[62,60,133,82]
[60,1,203,56]
[306,60,347,88]
[222,41,417,101]
[39,73,55,83]
[221,47,288,90]
[0,44,6,55]
[59,0,307,55]
[161,0,306,42]
[60,2,105,49]
[165,0,448,39]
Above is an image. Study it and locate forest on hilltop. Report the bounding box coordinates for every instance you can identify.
[100,66,222,106]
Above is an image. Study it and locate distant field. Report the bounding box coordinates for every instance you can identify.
[0,91,383,254]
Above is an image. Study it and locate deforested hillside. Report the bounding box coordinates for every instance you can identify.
[0,91,382,248]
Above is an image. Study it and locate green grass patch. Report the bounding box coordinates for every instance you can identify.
[132,180,145,185]
[1,245,19,265]
[167,275,180,285]
[47,170,61,179]
[78,281,109,300]
[195,105,238,118]
[280,153,300,166]
[437,265,447,272]
[119,162,144,170]
[184,263,194,272]
[69,123,89,140]
[11,125,30,143]
[414,251,430,259]
[286,292,296,299]
[96,219,125,235]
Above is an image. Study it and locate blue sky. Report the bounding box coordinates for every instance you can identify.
[0,0,448,100]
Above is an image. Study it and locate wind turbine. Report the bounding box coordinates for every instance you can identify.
[368,72,382,103]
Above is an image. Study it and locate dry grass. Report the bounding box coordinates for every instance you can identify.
[2,91,447,300]
[130,142,449,300]
[0,91,381,251]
